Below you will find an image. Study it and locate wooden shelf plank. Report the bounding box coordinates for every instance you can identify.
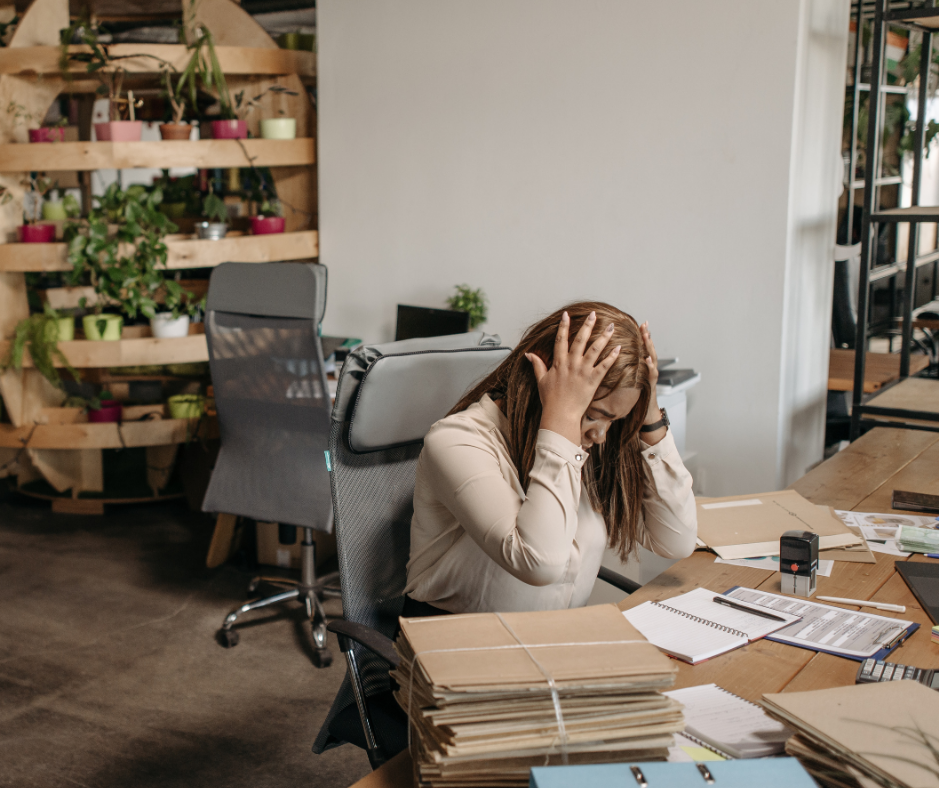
[871,205,940,223]
[0,44,316,78]
[0,138,315,172]
[0,416,218,450]
[828,348,930,393]
[0,334,208,369]
[0,230,319,273]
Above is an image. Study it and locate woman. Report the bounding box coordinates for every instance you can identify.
[403,302,697,615]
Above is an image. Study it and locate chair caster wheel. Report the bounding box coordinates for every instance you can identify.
[312,648,332,668]
[217,628,239,648]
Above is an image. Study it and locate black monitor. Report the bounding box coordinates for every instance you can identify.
[395,304,471,342]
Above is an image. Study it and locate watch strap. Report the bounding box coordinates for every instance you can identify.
[640,407,669,433]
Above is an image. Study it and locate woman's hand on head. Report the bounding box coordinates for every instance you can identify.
[525,311,620,446]
[640,321,667,444]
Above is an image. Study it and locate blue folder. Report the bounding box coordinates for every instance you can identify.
[723,586,919,662]
[530,758,817,788]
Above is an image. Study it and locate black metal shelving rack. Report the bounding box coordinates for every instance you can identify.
[849,0,939,439]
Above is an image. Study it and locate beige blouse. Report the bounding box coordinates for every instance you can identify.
[404,395,697,613]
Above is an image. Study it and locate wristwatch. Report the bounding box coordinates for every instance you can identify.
[640,407,669,433]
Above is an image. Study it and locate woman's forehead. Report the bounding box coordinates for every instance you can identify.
[591,387,641,418]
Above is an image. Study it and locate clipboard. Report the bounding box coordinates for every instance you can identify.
[723,587,919,662]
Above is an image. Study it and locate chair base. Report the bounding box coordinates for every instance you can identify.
[216,526,341,667]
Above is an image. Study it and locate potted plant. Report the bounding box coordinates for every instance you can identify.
[64,182,181,340]
[247,168,285,234]
[154,170,197,219]
[195,188,228,239]
[213,85,298,140]
[7,101,69,143]
[60,18,172,142]
[87,389,122,423]
[260,108,296,140]
[0,303,80,392]
[167,393,205,419]
[151,277,204,338]
[19,174,56,243]
[446,284,488,329]
[41,187,81,222]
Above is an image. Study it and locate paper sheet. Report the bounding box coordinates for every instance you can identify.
[714,555,834,577]
[726,588,912,658]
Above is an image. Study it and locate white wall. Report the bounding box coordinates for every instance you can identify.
[317,0,850,495]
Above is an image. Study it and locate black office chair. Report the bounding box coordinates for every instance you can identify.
[311,332,641,768]
[202,262,340,667]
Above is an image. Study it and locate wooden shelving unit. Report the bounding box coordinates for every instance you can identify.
[0,0,318,504]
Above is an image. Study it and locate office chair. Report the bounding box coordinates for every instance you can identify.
[202,262,340,667]
[311,332,641,768]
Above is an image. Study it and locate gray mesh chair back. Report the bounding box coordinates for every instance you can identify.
[202,262,340,664]
[202,262,331,531]
[313,332,511,755]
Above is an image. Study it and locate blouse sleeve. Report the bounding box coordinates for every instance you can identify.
[421,423,587,586]
[633,430,698,559]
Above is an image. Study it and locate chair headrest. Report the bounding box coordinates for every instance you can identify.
[207,262,327,322]
[335,332,511,453]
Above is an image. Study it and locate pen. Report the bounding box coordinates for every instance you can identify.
[926,553,938,559]
[817,595,906,613]
[713,596,787,622]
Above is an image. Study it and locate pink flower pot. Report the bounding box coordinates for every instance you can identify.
[250,216,285,235]
[19,224,56,243]
[211,120,248,140]
[28,127,65,143]
[94,121,143,142]
[88,400,122,423]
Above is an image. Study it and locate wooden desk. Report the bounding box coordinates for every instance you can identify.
[827,348,929,393]
[349,427,939,787]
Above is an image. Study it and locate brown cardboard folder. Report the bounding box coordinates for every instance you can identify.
[762,681,938,788]
[696,490,863,559]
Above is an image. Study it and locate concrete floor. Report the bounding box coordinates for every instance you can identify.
[0,483,371,788]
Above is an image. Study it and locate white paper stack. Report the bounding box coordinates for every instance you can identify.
[391,604,684,788]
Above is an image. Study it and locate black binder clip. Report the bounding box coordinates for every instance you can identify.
[630,765,648,787]
[696,763,716,784]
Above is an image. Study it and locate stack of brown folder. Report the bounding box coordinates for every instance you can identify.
[391,604,684,788]
[762,682,938,788]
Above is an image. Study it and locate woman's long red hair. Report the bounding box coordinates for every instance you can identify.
[449,302,651,560]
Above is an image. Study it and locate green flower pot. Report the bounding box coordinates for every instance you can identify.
[167,394,205,420]
[82,314,123,341]
[159,202,188,219]
[45,316,75,342]
[42,201,68,221]
[278,32,300,50]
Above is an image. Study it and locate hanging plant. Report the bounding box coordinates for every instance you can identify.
[1,304,79,391]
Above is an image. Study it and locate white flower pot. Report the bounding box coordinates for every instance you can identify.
[260,118,297,139]
[150,313,190,338]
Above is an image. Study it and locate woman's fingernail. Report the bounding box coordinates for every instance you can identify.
[614,345,621,353]
[562,311,569,321]
[606,322,614,333]
[589,311,596,320]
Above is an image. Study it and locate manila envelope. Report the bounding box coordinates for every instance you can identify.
[696,490,863,559]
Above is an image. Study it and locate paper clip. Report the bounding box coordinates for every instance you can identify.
[696,763,716,784]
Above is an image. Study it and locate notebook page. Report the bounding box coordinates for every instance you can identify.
[622,602,747,663]
[665,684,791,758]
[663,587,801,640]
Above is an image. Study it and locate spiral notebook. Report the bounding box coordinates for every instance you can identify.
[622,588,802,664]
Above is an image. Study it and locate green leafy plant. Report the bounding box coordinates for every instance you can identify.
[21,173,54,225]
[64,182,193,320]
[446,285,488,329]
[162,277,205,320]
[202,190,228,224]
[167,5,229,124]
[59,17,172,121]
[0,304,79,391]
[246,167,282,217]
[0,14,18,47]
[229,84,299,121]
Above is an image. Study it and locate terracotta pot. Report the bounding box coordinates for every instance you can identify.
[88,400,122,423]
[211,120,248,140]
[82,314,123,341]
[28,127,65,143]
[159,123,193,140]
[94,121,143,142]
[20,224,56,243]
[250,216,285,235]
[260,118,296,139]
